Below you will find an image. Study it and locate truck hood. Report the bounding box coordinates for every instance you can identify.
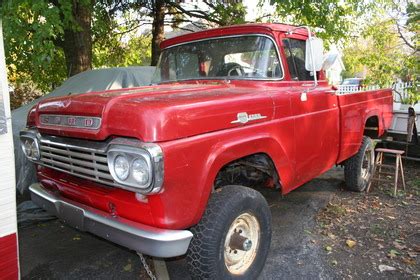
[34,83,274,142]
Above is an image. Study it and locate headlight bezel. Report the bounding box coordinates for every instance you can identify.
[20,133,41,162]
[107,143,163,194]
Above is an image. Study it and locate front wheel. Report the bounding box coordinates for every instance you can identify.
[344,136,375,192]
[186,185,271,279]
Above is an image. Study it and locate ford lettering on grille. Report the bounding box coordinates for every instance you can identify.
[40,114,101,130]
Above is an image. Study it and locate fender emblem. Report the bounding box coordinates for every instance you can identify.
[231,112,267,124]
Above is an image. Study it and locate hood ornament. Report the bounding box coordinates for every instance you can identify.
[231,112,267,124]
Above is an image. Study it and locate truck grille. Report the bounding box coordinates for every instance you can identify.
[39,138,115,186]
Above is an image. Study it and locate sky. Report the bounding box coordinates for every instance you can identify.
[243,0,275,21]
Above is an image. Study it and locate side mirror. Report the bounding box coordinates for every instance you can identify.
[305,37,324,72]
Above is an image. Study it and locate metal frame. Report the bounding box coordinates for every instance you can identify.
[107,145,154,192]
[159,34,286,82]
[20,132,41,161]
[286,26,318,87]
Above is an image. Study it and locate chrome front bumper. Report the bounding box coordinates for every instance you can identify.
[29,183,193,258]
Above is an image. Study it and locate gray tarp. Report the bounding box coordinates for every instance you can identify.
[13,66,155,194]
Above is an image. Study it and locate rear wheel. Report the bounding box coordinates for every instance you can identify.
[344,136,375,192]
[186,185,271,279]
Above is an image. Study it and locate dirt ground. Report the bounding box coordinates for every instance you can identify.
[313,159,420,279]
[18,161,420,280]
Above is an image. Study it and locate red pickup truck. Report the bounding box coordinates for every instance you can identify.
[21,23,393,279]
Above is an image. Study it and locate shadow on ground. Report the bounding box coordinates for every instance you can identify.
[19,168,344,280]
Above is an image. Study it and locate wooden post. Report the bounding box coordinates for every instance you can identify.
[394,155,400,196]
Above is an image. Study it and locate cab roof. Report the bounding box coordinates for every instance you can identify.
[160,23,310,49]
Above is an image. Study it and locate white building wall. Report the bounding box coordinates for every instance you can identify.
[0,19,17,238]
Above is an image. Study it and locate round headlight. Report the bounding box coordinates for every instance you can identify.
[30,141,40,160]
[114,155,130,180]
[132,158,149,185]
[23,140,32,157]
[21,138,40,160]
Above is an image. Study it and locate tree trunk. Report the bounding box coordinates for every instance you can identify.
[62,1,93,77]
[151,0,165,66]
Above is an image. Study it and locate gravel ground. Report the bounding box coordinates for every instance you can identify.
[18,163,419,279]
[314,159,420,279]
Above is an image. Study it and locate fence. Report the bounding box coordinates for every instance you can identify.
[392,81,416,103]
[337,85,379,94]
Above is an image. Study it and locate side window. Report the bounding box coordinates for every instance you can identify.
[160,51,200,81]
[175,52,199,80]
[282,38,313,81]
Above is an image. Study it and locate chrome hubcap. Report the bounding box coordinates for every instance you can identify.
[224,212,260,275]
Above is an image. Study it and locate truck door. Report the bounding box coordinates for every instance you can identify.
[282,37,340,185]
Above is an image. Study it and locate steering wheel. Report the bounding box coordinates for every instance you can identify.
[227,64,245,76]
[218,63,245,77]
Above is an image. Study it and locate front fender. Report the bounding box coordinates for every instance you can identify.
[155,120,295,229]
[192,133,293,223]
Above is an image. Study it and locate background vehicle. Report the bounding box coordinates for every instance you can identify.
[341,77,364,86]
[21,24,393,279]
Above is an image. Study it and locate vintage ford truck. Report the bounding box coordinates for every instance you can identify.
[21,23,393,279]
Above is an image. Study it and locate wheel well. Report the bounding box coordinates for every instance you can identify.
[364,116,379,138]
[214,153,281,190]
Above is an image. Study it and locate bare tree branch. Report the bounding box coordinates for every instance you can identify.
[395,21,416,51]
[165,1,223,25]
[202,0,217,10]
[115,22,152,36]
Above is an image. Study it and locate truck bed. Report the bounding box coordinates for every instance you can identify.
[336,88,393,163]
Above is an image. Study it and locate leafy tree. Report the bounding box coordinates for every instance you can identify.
[342,19,406,86]
[269,0,372,42]
[3,0,94,79]
[2,0,246,98]
[93,34,152,67]
[341,1,418,103]
[386,1,419,88]
[141,0,247,65]
[2,0,154,104]
[57,0,94,77]
[2,0,68,92]
[389,0,419,52]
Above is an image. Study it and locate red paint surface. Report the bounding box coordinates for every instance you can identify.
[0,233,19,280]
[29,23,393,230]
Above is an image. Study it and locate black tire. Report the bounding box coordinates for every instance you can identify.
[344,136,375,192]
[186,185,271,280]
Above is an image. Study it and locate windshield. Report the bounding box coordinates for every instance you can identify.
[151,35,282,84]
